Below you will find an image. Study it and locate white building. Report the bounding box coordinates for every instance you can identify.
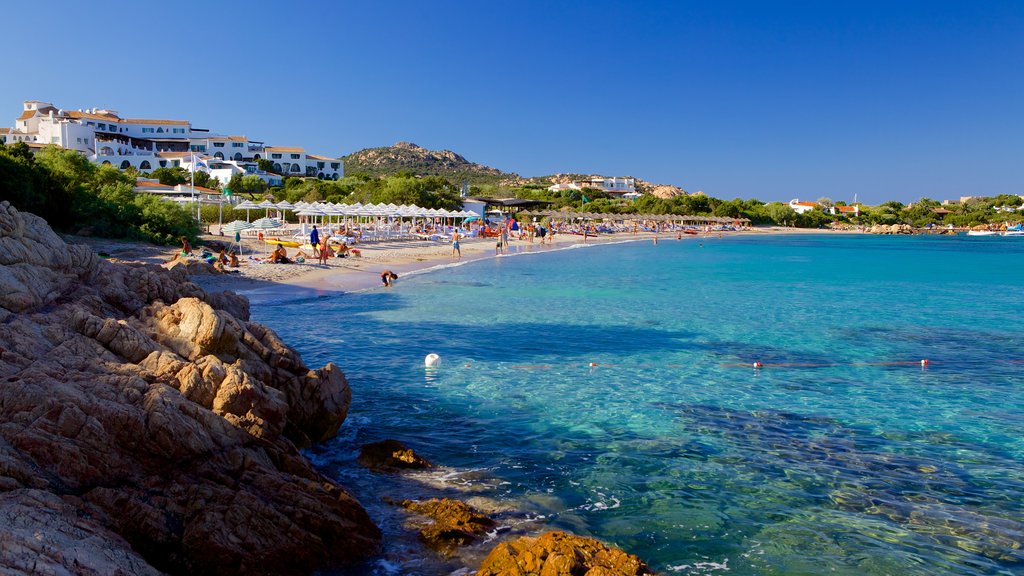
[6,99,341,183]
[189,135,263,162]
[306,154,344,180]
[547,177,635,196]
[789,199,818,214]
[547,182,581,193]
[588,177,635,195]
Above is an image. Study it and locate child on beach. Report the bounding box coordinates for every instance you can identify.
[380,270,398,287]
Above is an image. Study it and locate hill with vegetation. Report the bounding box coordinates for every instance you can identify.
[342,142,521,186]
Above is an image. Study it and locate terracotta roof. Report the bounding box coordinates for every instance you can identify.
[134,181,174,189]
[306,154,339,161]
[265,146,304,153]
[123,118,190,125]
[16,110,37,120]
[191,185,219,194]
[792,201,817,207]
[836,205,859,212]
[207,135,247,141]
[155,151,193,158]
[0,128,9,134]
[66,110,121,122]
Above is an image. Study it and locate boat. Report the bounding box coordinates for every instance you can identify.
[966,230,998,236]
[264,238,301,247]
[1003,224,1024,237]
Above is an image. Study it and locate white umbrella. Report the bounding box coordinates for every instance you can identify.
[221,220,253,255]
[234,200,260,222]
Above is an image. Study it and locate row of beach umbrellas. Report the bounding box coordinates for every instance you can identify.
[230,200,474,221]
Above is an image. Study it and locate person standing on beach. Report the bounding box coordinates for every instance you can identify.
[310,225,320,257]
[500,227,509,251]
[318,237,331,265]
[451,229,461,260]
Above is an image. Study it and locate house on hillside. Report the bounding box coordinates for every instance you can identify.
[830,205,861,217]
[788,199,818,214]
[547,177,636,196]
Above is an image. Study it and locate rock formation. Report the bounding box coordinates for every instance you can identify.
[401,498,496,555]
[867,224,915,235]
[477,531,656,576]
[0,201,380,575]
[359,438,434,470]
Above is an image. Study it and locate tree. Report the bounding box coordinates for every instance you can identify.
[150,167,188,186]
[765,202,797,226]
[227,173,269,199]
[256,158,274,173]
[817,197,834,209]
[191,170,219,190]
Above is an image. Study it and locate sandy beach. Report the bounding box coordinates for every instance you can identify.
[69,226,853,303]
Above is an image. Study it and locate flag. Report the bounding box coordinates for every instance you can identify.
[190,154,209,173]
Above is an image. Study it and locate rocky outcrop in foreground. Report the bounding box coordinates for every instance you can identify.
[0,201,380,575]
[478,531,656,576]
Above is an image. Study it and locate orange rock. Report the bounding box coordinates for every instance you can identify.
[478,531,656,576]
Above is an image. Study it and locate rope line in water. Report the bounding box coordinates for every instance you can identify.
[483,359,1024,370]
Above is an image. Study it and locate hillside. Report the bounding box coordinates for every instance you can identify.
[340,142,689,196]
[342,142,522,185]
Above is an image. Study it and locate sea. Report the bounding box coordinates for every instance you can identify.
[253,233,1024,576]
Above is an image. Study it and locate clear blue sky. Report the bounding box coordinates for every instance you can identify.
[2,1,1021,204]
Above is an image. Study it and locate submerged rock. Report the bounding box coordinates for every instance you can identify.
[477,531,655,576]
[359,438,434,470]
[402,497,496,554]
[0,201,380,575]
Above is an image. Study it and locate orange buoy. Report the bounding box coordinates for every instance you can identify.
[753,362,763,368]
[921,359,929,367]
[589,362,597,367]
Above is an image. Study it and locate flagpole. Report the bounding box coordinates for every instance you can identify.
[190,153,197,224]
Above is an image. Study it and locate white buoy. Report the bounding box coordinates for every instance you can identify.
[424,353,441,367]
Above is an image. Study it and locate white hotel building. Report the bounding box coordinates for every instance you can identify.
[548,176,636,196]
[4,100,343,181]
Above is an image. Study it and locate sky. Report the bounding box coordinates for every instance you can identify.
[2,0,1021,204]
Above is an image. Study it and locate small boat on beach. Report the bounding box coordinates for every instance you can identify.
[264,238,302,247]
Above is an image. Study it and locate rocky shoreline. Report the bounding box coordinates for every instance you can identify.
[0,200,654,575]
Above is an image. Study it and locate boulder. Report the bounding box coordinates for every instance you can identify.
[402,498,496,554]
[0,201,381,575]
[477,531,656,576]
[359,438,433,470]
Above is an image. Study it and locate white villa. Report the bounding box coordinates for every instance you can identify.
[547,177,636,196]
[4,100,344,182]
[788,199,818,214]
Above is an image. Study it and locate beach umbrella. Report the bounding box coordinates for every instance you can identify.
[221,219,253,255]
[251,217,283,257]
[234,199,260,222]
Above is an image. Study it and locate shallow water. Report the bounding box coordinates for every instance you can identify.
[254,234,1024,575]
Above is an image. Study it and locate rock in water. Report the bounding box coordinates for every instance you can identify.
[359,438,434,470]
[0,201,381,575]
[401,498,496,554]
[477,531,656,576]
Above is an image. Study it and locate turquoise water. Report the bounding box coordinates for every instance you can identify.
[255,234,1024,575]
